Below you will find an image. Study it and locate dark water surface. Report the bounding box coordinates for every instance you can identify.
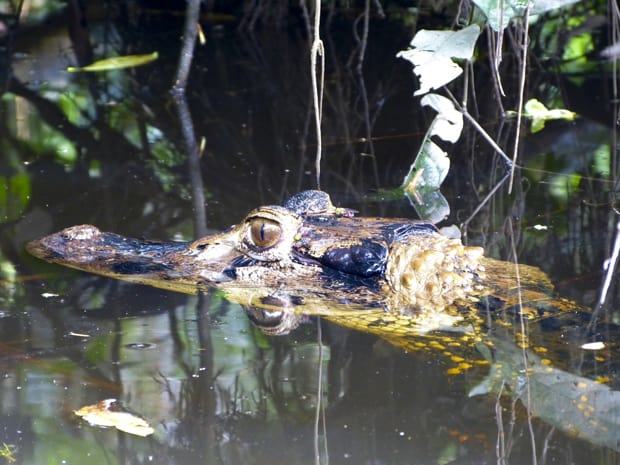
[2,3,620,465]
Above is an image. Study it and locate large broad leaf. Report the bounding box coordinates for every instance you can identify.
[401,93,463,192]
[472,0,581,31]
[400,94,463,222]
[402,134,451,223]
[397,25,480,96]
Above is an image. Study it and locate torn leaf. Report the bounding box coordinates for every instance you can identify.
[397,25,480,96]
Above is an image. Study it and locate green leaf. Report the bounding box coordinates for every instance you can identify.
[523,98,576,133]
[397,25,480,96]
[404,138,450,192]
[401,94,463,192]
[67,52,158,72]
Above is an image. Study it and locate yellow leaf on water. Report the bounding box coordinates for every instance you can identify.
[74,399,155,437]
[67,52,158,72]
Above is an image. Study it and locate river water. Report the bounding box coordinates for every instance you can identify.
[1,3,619,465]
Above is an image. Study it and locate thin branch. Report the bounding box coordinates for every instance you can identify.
[445,88,512,165]
[495,381,506,464]
[171,92,207,237]
[313,319,328,465]
[508,8,531,193]
[356,0,370,74]
[310,0,324,189]
[509,217,538,465]
[461,170,510,232]
[598,218,620,306]
[494,0,506,96]
[486,27,506,109]
[173,0,201,92]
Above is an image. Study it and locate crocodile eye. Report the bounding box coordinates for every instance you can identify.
[247,218,282,249]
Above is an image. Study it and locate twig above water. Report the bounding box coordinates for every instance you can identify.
[309,0,325,189]
[173,0,201,92]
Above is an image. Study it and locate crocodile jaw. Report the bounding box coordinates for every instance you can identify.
[26,224,238,293]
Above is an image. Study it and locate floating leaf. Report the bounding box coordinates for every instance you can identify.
[67,52,158,72]
[523,98,576,133]
[397,25,480,96]
[75,399,154,437]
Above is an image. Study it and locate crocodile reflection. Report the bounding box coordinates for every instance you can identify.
[26,190,620,452]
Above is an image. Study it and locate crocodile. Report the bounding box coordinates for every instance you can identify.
[26,190,620,451]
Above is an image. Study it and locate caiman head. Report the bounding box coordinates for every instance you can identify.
[27,191,487,328]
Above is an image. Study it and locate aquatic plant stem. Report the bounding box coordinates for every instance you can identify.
[310,0,325,189]
[508,7,531,193]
